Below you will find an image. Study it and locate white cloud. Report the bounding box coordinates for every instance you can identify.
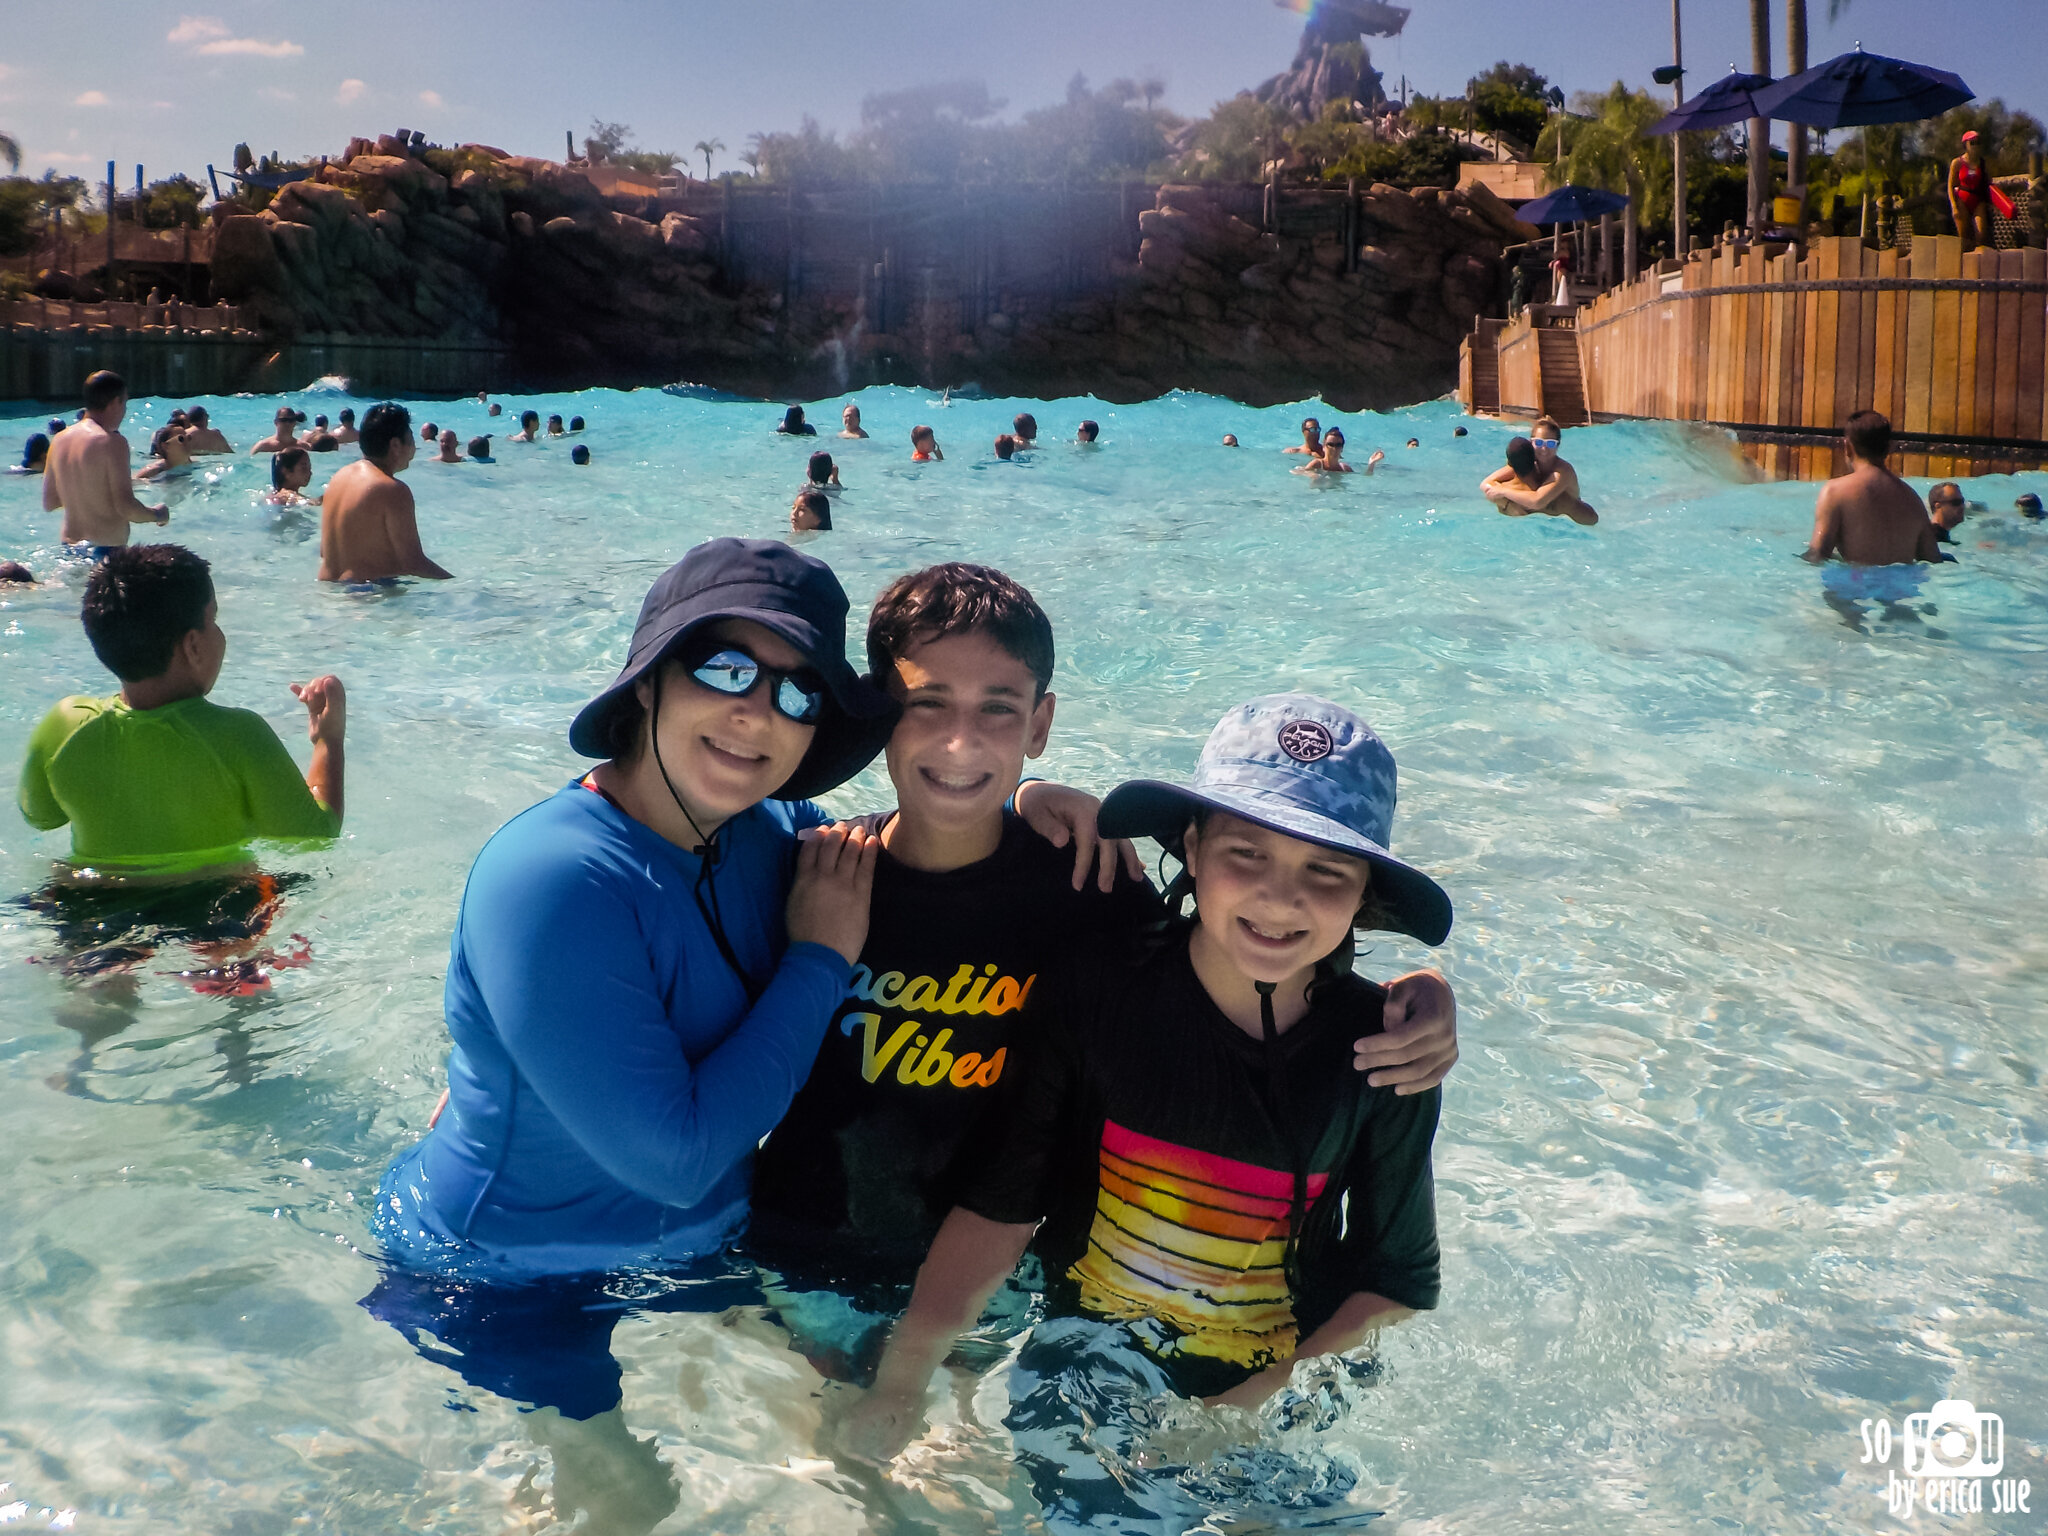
[168,16,302,58]
[336,78,367,106]
[73,90,109,107]
[166,15,230,44]
[418,90,444,110]
[197,37,303,58]
[258,86,295,103]
[40,151,94,164]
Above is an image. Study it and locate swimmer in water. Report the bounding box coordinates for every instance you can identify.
[488,402,502,417]
[45,371,170,550]
[1406,438,1421,449]
[18,433,51,472]
[182,406,233,455]
[791,488,833,532]
[546,414,566,437]
[1222,433,1240,447]
[840,403,869,439]
[467,436,494,463]
[0,560,34,583]
[778,404,817,436]
[1012,413,1038,450]
[994,434,1018,461]
[265,446,321,506]
[434,429,463,464]
[1926,481,1966,547]
[318,403,453,583]
[421,422,439,445]
[249,407,304,456]
[1285,417,1322,456]
[1483,416,1598,525]
[1076,419,1100,445]
[806,450,843,492]
[569,415,586,433]
[911,425,943,462]
[510,410,541,444]
[1454,426,1469,437]
[2017,492,2043,520]
[303,415,341,453]
[571,444,590,465]
[335,408,358,446]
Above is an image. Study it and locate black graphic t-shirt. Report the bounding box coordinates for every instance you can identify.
[748,811,1161,1276]
[962,936,1442,1399]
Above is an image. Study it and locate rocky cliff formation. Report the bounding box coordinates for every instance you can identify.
[209,134,1533,409]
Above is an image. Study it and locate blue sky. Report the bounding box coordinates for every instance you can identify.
[3,0,2036,187]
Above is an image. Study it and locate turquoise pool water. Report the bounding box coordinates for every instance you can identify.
[2,385,2045,1534]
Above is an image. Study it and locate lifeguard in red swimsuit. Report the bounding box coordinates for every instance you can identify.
[1949,130,2015,252]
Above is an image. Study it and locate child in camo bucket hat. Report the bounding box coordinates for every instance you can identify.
[1098,693,1452,945]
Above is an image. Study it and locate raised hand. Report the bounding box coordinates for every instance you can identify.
[291,675,347,744]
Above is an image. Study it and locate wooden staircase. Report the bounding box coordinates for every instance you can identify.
[1535,327,1589,426]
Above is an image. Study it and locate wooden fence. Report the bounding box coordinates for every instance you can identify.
[2,298,248,333]
[1573,235,2048,478]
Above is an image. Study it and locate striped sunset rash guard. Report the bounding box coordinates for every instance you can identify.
[961,935,1441,1399]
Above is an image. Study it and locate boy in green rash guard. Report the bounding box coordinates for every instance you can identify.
[745,565,1460,1370]
[18,544,347,871]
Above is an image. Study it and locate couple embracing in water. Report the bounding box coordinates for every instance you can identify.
[368,537,1460,1514]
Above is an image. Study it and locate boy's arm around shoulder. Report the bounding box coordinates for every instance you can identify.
[1355,969,1459,1092]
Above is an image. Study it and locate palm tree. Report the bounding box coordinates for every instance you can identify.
[0,131,20,173]
[1548,85,1665,280]
[1749,0,1772,231]
[1786,0,1810,202]
[694,138,724,180]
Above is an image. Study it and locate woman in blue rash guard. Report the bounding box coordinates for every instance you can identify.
[365,541,895,1489]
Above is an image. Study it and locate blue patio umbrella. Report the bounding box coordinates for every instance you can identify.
[1516,185,1632,226]
[1648,71,1776,136]
[1750,47,1972,128]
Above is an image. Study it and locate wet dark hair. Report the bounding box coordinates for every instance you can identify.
[780,405,807,431]
[421,422,439,442]
[569,415,585,431]
[22,433,50,469]
[1845,409,1892,463]
[83,371,126,412]
[910,424,935,445]
[168,409,189,426]
[547,414,564,430]
[994,434,1016,460]
[521,410,540,430]
[187,406,210,426]
[1454,426,1469,436]
[0,560,33,584]
[1505,437,1538,477]
[467,435,492,459]
[80,544,214,682]
[1012,413,1037,440]
[2018,492,2044,518]
[314,414,329,428]
[272,446,309,488]
[807,450,835,484]
[359,402,413,461]
[795,488,833,529]
[148,425,183,458]
[338,408,355,424]
[571,444,590,464]
[867,562,1054,698]
[1077,420,1099,442]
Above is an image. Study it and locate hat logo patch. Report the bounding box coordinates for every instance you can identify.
[1277,719,1333,763]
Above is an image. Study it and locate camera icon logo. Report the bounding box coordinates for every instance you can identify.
[1903,1401,2004,1479]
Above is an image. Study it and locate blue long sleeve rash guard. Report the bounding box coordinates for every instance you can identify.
[374,782,843,1276]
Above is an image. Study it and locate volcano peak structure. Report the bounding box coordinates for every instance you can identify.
[1256,0,1410,116]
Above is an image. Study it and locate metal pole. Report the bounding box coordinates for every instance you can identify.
[1672,0,1688,258]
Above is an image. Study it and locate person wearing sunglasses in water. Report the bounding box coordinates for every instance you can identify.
[1481,414,1598,525]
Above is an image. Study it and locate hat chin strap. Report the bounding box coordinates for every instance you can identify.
[648,668,717,857]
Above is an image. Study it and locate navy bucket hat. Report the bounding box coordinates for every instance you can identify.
[1099,693,1452,946]
[569,538,899,801]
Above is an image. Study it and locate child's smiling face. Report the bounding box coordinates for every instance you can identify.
[1183,812,1370,986]
[882,631,1053,844]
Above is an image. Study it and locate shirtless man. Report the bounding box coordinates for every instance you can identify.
[1284,417,1323,456]
[137,425,197,481]
[250,407,303,455]
[839,403,869,439]
[1803,410,1941,566]
[1011,412,1038,450]
[1483,416,1599,525]
[182,406,233,455]
[43,371,170,552]
[317,403,452,583]
[335,408,359,446]
[433,428,463,464]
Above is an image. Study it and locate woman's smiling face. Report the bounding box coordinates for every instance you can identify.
[635,618,818,824]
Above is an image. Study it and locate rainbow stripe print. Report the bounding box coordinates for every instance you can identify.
[1067,1118,1328,1369]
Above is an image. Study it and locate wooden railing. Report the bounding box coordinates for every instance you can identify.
[1,298,249,332]
[1575,236,2048,449]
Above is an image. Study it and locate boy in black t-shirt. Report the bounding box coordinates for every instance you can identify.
[842,693,1451,1458]
[746,572,1463,1375]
